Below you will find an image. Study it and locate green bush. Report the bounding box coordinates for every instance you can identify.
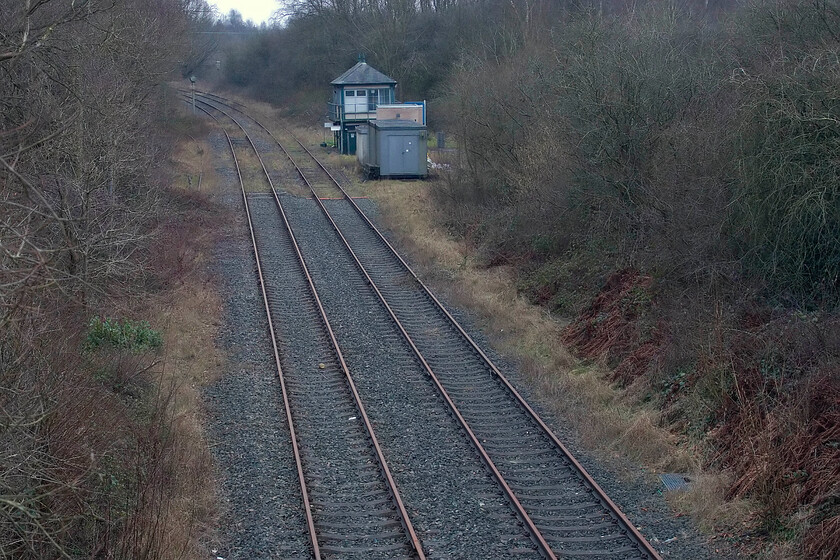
[84,317,163,353]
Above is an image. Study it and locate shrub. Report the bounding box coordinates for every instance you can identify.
[85,318,163,353]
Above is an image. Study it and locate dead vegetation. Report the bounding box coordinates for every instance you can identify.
[1,1,222,557]
[0,184,223,559]
[359,145,839,558]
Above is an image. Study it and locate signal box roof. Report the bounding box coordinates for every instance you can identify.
[331,62,396,86]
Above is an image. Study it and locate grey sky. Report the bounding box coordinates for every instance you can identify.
[211,0,279,25]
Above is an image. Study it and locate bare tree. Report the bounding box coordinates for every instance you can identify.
[1,1,202,557]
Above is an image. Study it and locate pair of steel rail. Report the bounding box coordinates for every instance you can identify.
[185,90,662,560]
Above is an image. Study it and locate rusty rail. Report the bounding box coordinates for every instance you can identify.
[297,129,663,560]
[187,102,322,559]
[189,95,426,560]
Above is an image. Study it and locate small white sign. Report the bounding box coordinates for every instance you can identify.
[324,122,332,128]
[330,125,341,131]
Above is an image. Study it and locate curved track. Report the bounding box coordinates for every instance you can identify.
[187,91,664,560]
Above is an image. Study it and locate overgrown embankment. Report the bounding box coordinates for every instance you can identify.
[434,2,840,557]
[1,2,222,557]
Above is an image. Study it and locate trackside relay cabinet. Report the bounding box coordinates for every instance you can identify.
[357,120,428,179]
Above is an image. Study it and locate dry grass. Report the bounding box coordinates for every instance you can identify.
[133,119,227,557]
[316,151,369,197]
[170,135,219,194]
[211,90,368,197]
[92,236,225,560]
[670,473,757,532]
[175,99,271,194]
[208,92,760,544]
[356,158,840,558]
[0,124,225,558]
[228,142,271,193]
[143,273,223,557]
[218,89,703,472]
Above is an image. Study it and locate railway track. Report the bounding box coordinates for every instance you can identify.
[188,100,425,559]
[187,91,664,560]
